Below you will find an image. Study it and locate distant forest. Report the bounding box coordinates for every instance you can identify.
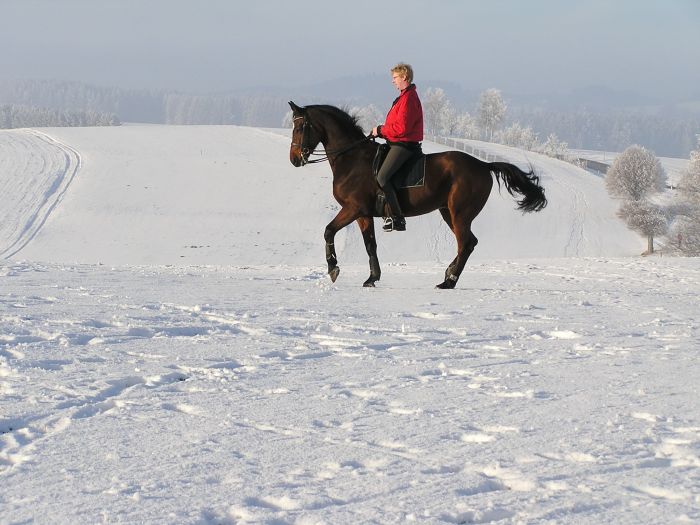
[0,79,287,127]
[508,108,700,158]
[1,79,698,157]
[0,104,120,128]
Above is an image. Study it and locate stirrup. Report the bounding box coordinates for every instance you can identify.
[383,216,406,232]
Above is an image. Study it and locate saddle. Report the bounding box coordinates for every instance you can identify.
[372,143,426,217]
[372,143,426,189]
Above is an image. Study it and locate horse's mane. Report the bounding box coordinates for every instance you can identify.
[308,105,366,138]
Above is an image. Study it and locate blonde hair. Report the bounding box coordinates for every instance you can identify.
[391,63,414,84]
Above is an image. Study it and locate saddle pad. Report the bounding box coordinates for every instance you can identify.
[393,154,426,188]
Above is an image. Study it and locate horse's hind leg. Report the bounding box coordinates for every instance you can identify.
[437,218,478,289]
[439,207,454,231]
[439,207,459,281]
[357,217,381,287]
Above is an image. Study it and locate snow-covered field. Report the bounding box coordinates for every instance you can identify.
[1,126,699,524]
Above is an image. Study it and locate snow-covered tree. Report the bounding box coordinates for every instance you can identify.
[497,122,539,151]
[606,145,667,201]
[0,104,120,128]
[423,87,450,136]
[439,104,461,136]
[282,110,294,128]
[611,119,633,151]
[351,104,383,134]
[455,112,480,140]
[540,133,569,158]
[618,200,668,254]
[606,145,668,253]
[669,215,700,256]
[669,136,700,255]
[477,88,506,141]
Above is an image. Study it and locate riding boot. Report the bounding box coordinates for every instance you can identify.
[382,184,406,232]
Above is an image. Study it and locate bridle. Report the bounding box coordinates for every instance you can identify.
[291,115,317,165]
[291,115,373,166]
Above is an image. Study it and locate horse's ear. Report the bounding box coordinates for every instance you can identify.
[289,101,303,113]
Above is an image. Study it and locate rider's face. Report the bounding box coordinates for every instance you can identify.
[392,73,409,91]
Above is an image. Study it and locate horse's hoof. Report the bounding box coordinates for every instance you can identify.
[436,280,456,289]
[329,267,340,283]
[363,280,376,287]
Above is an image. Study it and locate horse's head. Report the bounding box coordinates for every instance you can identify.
[288,101,322,167]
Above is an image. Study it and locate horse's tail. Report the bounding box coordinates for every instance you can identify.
[488,161,547,212]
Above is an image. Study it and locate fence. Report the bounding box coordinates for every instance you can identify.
[429,135,611,176]
[427,135,506,163]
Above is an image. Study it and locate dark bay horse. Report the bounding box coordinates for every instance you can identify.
[288,101,547,289]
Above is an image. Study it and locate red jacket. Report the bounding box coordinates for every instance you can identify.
[378,84,423,143]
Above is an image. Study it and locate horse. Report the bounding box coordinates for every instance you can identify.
[287,101,547,289]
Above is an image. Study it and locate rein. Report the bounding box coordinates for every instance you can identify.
[292,115,373,165]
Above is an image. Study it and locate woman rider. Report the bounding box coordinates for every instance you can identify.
[370,63,424,232]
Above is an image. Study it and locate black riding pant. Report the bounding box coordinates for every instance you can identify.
[376,145,415,189]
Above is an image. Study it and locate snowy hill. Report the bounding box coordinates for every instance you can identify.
[2,125,643,266]
[2,125,698,524]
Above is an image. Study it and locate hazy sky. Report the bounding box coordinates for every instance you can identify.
[2,0,699,101]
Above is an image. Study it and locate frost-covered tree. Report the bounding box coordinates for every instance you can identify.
[540,133,569,158]
[477,88,506,141]
[282,110,294,128]
[497,122,539,150]
[611,119,633,151]
[606,145,668,253]
[439,104,461,136]
[455,112,480,140]
[351,104,383,134]
[0,104,120,128]
[423,87,450,136]
[618,200,668,254]
[606,145,667,201]
[669,215,700,256]
[670,136,700,255]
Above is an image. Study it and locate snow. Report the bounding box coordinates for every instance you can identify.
[1,125,699,524]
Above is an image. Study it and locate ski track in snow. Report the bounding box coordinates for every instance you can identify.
[1,259,699,524]
[0,129,81,260]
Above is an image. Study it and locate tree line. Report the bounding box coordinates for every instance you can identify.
[0,79,288,128]
[0,104,120,128]
[2,79,698,158]
[410,87,699,158]
[308,88,580,163]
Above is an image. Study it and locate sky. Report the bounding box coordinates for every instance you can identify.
[2,0,700,102]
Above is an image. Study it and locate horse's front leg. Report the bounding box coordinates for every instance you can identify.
[324,206,359,283]
[356,216,381,287]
